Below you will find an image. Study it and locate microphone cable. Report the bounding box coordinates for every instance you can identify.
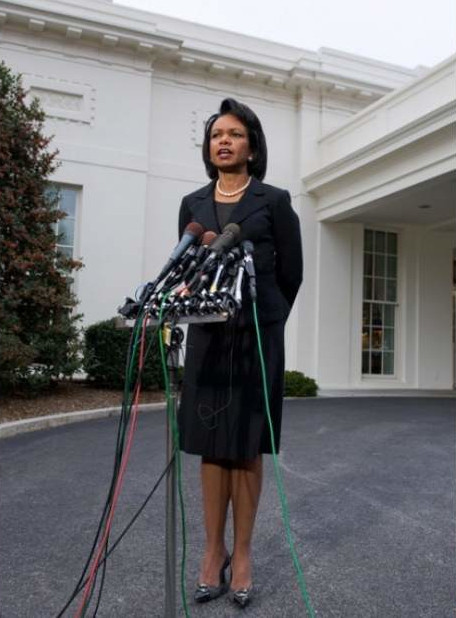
[252,301,316,618]
[57,306,173,617]
[56,457,174,616]
[157,296,190,618]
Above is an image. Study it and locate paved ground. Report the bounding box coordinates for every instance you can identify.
[0,398,454,618]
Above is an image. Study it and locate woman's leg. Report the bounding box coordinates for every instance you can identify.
[230,455,263,589]
[199,457,231,585]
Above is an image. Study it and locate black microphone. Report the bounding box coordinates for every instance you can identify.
[196,223,241,274]
[242,240,257,301]
[156,222,204,281]
[210,246,242,293]
[182,231,218,283]
[185,223,241,293]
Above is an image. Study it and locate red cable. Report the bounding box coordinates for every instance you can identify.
[74,315,148,617]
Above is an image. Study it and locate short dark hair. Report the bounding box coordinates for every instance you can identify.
[202,98,267,181]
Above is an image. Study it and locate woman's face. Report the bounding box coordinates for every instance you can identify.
[209,114,252,174]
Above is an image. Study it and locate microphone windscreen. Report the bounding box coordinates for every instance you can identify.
[202,231,217,246]
[209,223,241,254]
[185,222,204,239]
[223,223,241,242]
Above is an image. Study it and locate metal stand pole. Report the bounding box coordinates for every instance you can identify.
[164,328,181,618]
[116,315,228,618]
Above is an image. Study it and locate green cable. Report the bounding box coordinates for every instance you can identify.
[252,302,316,618]
[158,300,190,618]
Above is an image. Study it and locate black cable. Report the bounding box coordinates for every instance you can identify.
[92,543,108,617]
[57,314,155,616]
[56,456,174,616]
[57,302,185,616]
[58,314,147,618]
[89,320,162,616]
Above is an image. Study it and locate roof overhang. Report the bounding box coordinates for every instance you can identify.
[303,55,456,230]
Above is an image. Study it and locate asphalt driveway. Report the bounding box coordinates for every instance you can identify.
[0,397,454,617]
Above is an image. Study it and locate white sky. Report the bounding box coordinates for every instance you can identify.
[115,0,456,69]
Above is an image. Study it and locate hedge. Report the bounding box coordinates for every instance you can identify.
[284,370,318,397]
[84,318,164,390]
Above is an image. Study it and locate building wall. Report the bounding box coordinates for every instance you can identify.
[310,222,455,389]
[416,230,454,388]
[4,1,445,388]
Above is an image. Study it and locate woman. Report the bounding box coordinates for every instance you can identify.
[178,98,302,607]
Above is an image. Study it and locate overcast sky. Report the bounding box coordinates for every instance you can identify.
[115,0,455,69]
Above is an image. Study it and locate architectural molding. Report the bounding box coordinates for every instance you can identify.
[22,73,96,124]
[304,101,456,192]
[0,0,419,99]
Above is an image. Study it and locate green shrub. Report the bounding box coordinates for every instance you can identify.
[284,370,318,397]
[0,61,83,395]
[84,318,164,390]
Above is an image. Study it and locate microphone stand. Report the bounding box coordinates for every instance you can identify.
[119,312,230,618]
[160,314,230,618]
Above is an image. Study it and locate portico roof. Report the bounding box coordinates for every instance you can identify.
[303,55,456,230]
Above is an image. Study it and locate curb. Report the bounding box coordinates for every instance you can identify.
[0,402,166,440]
[2,390,454,439]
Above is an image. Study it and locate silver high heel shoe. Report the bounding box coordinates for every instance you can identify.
[229,584,253,608]
[194,555,230,603]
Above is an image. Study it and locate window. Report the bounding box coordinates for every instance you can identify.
[55,187,77,259]
[46,185,78,258]
[362,229,398,376]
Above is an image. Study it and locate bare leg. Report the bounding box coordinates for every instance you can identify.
[230,455,263,590]
[199,457,231,585]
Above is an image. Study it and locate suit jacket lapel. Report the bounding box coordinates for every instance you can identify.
[192,180,220,232]
[227,177,267,226]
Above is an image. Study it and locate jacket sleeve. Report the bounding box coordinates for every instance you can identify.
[178,197,192,238]
[271,190,303,309]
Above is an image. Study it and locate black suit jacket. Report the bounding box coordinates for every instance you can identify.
[178,177,303,325]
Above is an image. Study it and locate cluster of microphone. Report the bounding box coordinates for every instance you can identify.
[119,222,257,322]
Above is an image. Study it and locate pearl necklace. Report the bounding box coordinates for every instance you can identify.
[216,176,252,197]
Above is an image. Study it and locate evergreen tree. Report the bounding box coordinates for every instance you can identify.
[0,61,82,393]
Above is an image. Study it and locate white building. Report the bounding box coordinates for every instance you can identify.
[1,0,455,391]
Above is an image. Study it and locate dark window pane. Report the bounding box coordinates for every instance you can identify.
[365,229,373,252]
[374,253,385,277]
[387,233,397,255]
[362,328,370,350]
[364,277,372,300]
[386,278,397,302]
[374,278,385,301]
[371,352,382,374]
[362,351,370,374]
[386,256,397,278]
[363,303,371,326]
[384,328,394,351]
[384,304,395,327]
[372,328,383,349]
[372,304,382,326]
[374,231,386,253]
[364,252,373,276]
[383,352,394,374]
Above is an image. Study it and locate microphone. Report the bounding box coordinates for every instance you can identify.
[185,223,241,294]
[210,246,242,293]
[242,240,257,301]
[156,222,204,281]
[182,231,218,283]
[204,223,241,262]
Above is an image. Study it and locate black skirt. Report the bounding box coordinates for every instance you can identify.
[178,317,285,461]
